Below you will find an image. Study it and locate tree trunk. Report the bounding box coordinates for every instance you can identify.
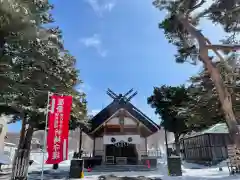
[201,57,240,145]
[18,118,27,149]
[174,133,180,156]
[11,124,34,180]
[180,18,240,147]
[11,117,27,175]
[164,129,169,157]
[0,31,6,59]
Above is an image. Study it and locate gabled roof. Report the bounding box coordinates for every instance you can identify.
[89,100,160,134]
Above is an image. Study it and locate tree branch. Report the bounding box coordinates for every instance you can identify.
[187,0,206,15]
[206,44,240,51]
[205,38,225,62]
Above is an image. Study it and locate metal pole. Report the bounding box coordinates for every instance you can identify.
[79,128,82,158]
[41,92,51,180]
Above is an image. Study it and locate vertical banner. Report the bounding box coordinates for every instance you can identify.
[45,94,72,164]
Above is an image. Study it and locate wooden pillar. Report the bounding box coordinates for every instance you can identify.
[145,137,147,156]
[137,122,140,134]
[103,123,106,164]
[93,136,95,157]
[102,144,106,164]
[119,109,124,133]
[137,123,141,163]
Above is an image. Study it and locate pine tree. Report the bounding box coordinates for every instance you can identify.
[153,0,240,147]
[0,1,87,179]
[147,85,190,154]
[184,54,240,131]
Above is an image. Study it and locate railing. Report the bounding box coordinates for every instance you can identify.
[139,150,162,157]
[105,156,114,164]
[94,150,104,156]
[81,151,93,157]
[116,157,127,165]
[2,146,16,169]
[92,150,162,158]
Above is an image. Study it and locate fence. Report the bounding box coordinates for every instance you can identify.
[2,145,16,169]
[2,146,86,170]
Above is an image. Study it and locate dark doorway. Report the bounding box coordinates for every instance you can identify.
[105,144,138,164]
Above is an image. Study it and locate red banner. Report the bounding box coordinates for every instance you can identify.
[45,94,72,164]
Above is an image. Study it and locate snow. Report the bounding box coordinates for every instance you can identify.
[0,153,11,164]
[2,145,239,180]
[25,153,240,180]
[27,161,240,180]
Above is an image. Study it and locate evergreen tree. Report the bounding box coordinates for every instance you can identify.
[153,0,240,147]
[186,54,240,131]
[0,1,87,179]
[147,85,190,154]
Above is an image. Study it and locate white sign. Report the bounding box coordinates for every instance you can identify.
[103,135,140,144]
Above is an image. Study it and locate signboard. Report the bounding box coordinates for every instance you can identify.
[45,94,72,164]
[103,135,141,144]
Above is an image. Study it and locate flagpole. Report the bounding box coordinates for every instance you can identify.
[41,92,51,180]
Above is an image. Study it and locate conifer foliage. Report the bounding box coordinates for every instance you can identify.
[0,1,87,179]
[153,0,240,147]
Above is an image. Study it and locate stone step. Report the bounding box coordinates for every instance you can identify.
[92,165,157,172]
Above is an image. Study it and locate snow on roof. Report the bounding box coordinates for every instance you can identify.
[202,123,229,134]
[181,123,229,139]
[4,142,16,146]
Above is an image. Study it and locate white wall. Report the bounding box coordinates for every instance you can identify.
[94,137,103,156]
[138,137,146,156]
[107,116,137,125]
[107,117,119,125]
[0,115,9,154]
[33,129,93,153]
[103,135,140,144]
[124,117,137,125]
[140,138,146,151]
[81,133,93,152]
[147,129,175,154]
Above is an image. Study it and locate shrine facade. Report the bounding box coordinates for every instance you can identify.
[88,89,161,165]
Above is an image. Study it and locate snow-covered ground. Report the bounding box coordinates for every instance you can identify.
[1,147,239,180]
[26,155,240,180]
[27,161,239,180]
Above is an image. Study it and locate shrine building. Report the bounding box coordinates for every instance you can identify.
[87,89,161,166]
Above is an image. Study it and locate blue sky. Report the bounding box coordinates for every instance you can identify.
[8,0,226,132]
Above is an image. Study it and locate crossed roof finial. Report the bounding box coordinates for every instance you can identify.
[106,88,137,103]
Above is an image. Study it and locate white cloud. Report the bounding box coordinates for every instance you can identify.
[89,109,100,116]
[85,0,115,16]
[76,83,92,93]
[80,34,108,57]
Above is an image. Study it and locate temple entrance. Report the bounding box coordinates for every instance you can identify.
[105,143,138,165]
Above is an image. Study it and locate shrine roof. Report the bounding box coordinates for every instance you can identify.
[88,100,160,135]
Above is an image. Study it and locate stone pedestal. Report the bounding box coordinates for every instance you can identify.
[69,159,84,179]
